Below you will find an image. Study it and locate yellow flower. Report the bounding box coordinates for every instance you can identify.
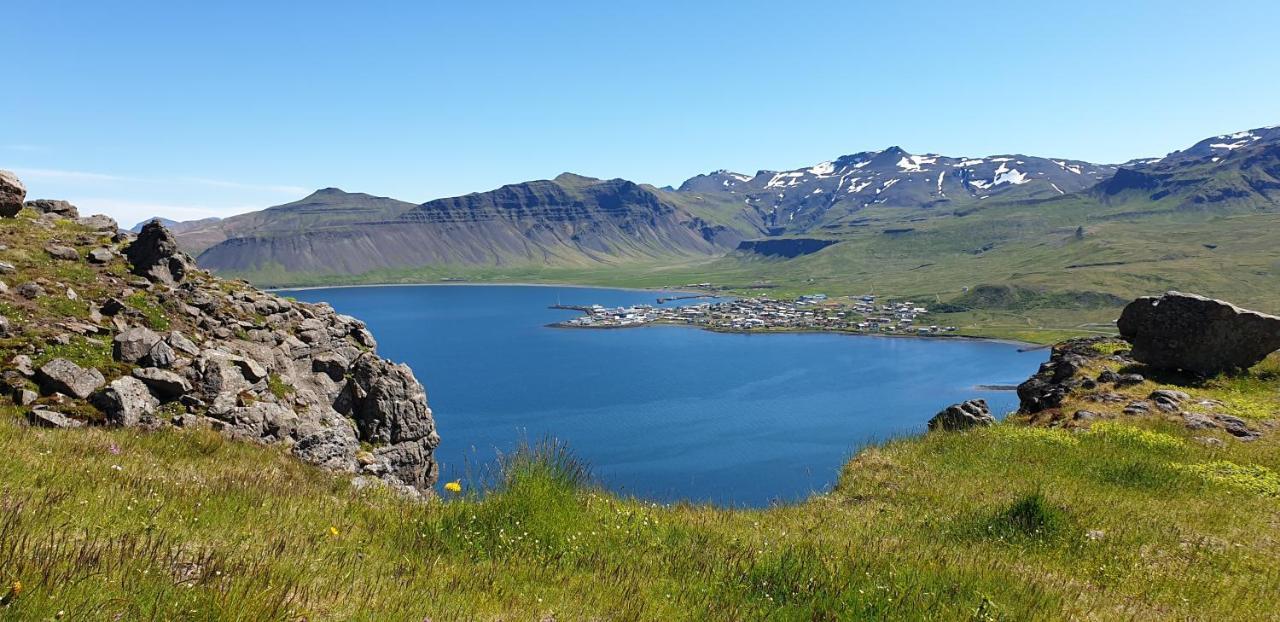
[444,480,462,494]
[329,526,340,537]
[0,580,19,605]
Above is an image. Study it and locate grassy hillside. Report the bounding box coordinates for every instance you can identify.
[221,191,1280,344]
[3,347,1278,620]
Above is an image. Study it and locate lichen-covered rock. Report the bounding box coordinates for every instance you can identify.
[0,170,25,217]
[928,399,996,431]
[125,221,195,285]
[92,376,159,427]
[113,326,163,363]
[132,367,191,400]
[1118,291,1280,375]
[35,358,106,399]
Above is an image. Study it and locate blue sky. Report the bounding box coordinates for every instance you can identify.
[4,1,1279,225]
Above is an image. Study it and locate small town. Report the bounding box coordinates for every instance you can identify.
[554,294,960,335]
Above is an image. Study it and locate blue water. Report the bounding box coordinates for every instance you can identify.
[281,285,1042,507]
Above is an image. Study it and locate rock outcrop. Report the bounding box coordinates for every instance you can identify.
[25,199,79,219]
[35,359,106,400]
[928,399,996,431]
[1118,291,1280,375]
[1016,337,1120,414]
[1,172,440,496]
[126,221,195,285]
[0,170,25,218]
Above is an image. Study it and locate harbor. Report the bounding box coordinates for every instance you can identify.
[551,294,960,335]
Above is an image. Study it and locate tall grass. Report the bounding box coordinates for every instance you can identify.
[1,411,1277,620]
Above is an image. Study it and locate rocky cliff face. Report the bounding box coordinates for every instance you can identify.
[0,175,439,496]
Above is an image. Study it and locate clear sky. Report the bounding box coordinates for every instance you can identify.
[4,1,1279,226]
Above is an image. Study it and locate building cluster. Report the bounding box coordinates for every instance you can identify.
[558,294,959,335]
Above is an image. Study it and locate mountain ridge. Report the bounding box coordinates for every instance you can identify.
[162,124,1280,288]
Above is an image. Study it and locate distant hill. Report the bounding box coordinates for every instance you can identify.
[130,216,221,235]
[187,175,755,280]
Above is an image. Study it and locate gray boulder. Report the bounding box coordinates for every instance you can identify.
[146,338,177,368]
[125,221,194,285]
[167,331,200,355]
[92,376,158,427]
[77,214,118,232]
[0,316,9,336]
[87,248,114,264]
[1149,389,1190,412]
[113,326,162,363]
[35,358,106,399]
[0,170,25,217]
[11,354,34,377]
[1118,292,1280,375]
[0,261,14,274]
[132,367,191,400]
[195,349,253,398]
[45,245,80,261]
[25,199,79,219]
[16,282,45,299]
[928,399,996,431]
[230,355,268,382]
[214,401,298,440]
[28,409,84,429]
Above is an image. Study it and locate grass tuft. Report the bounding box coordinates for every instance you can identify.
[983,491,1076,544]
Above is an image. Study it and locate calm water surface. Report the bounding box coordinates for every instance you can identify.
[282,285,1042,506]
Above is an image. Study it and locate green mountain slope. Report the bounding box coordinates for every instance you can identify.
[189,175,756,282]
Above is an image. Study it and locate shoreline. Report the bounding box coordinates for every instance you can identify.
[547,319,1039,348]
[267,281,705,296]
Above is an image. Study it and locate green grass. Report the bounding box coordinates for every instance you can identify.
[125,291,171,331]
[1,401,1278,620]
[267,373,293,399]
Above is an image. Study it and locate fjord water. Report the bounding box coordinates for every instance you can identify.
[283,285,1041,506]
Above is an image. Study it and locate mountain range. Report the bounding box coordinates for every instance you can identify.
[151,125,1280,295]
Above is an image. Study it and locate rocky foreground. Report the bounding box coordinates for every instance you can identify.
[0,171,439,495]
[928,290,1280,442]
